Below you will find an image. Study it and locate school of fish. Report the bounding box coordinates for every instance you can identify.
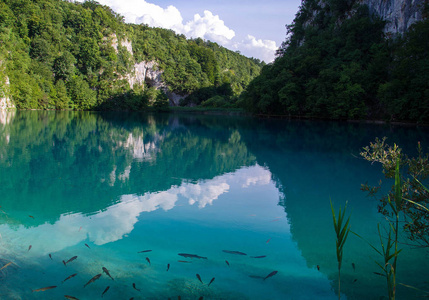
[20,241,278,298]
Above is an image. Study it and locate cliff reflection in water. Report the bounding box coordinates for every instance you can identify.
[0,111,256,226]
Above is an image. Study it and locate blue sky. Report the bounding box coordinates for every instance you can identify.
[77,0,302,62]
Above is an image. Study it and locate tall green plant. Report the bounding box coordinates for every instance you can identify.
[330,200,351,300]
[356,159,402,300]
[386,159,402,299]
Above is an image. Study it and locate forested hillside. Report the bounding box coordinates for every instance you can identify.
[241,0,429,123]
[0,0,263,110]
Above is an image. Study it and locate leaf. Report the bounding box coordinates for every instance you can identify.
[403,197,429,213]
[351,231,382,256]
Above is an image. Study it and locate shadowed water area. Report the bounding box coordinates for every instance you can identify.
[0,111,428,299]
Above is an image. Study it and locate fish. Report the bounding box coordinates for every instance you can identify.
[317,265,320,271]
[166,263,170,271]
[49,254,52,260]
[62,273,77,283]
[352,263,356,271]
[29,215,34,219]
[28,245,32,252]
[146,257,151,265]
[132,283,140,291]
[196,274,203,284]
[178,253,207,259]
[64,296,79,300]
[65,256,77,265]
[208,277,215,286]
[101,286,110,297]
[264,270,278,280]
[78,226,82,232]
[32,286,57,292]
[353,279,357,283]
[85,243,90,249]
[84,274,101,287]
[373,272,385,277]
[251,255,266,258]
[137,250,152,253]
[102,267,114,280]
[225,260,230,267]
[266,238,271,243]
[0,262,12,271]
[178,260,191,263]
[222,250,246,255]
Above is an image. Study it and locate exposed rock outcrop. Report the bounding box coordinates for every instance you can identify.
[126,60,164,90]
[0,74,15,110]
[361,0,426,34]
[110,33,186,106]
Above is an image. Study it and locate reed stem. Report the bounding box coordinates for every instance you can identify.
[331,200,351,300]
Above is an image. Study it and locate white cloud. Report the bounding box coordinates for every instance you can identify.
[180,180,230,208]
[134,5,184,31]
[236,35,278,62]
[182,10,235,44]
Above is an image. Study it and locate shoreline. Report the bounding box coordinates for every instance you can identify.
[2,107,428,126]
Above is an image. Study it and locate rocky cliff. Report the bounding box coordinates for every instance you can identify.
[362,0,426,34]
[0,75,15,110]
[111,34,185,106]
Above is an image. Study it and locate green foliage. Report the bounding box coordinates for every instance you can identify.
[361,138,429,247]
[0,0,262,111]
[153,91,170,111]
[242,0,429,122]
[201,95,232,108]
[67,75,97,110]
[378,19,429,122]
[53,51,76,82]
[182,83,234,107]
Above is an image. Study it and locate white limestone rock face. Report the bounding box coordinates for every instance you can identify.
[110,33,189,106]
[0,75,15,110]
[121,39,133,56]
[168,92,186,106]
[126,61,164,89]
[127,60,187,106]
[361,0,425,34]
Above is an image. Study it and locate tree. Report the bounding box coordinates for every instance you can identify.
[53,79,72,109]
[67,75,97,110]
[53,51,76,82]
[153,91,169,110]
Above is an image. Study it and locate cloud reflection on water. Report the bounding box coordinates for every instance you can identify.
[0,164,274,257]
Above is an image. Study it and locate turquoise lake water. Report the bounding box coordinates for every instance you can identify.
[0,111,428,299]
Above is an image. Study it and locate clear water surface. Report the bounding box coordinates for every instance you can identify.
[0,111,428,300]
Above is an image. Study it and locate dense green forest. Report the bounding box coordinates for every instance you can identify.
[0,0,263,111]
[241,0,429,123]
